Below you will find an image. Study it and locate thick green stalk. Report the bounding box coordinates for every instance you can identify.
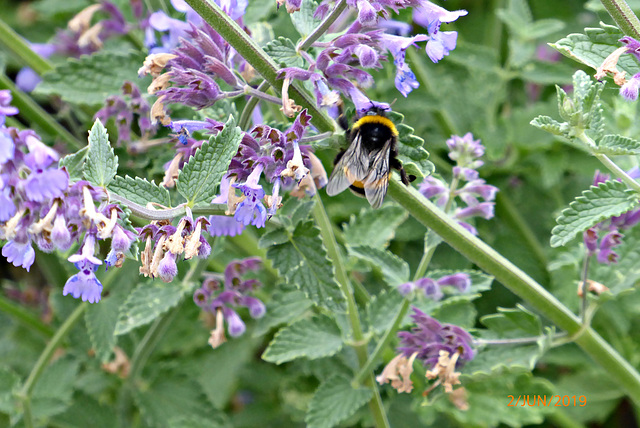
[0,19,53,74]
[388,179,640,403]
[0,74,83,150]
[600,0,640,40]
[311,193,389,428]
[238,80,271,129]
[184,0,335,133]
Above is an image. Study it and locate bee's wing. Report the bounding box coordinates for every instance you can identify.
[326,133,369,196]
[363,139,392,209]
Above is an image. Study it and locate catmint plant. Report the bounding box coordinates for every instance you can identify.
[5,0,640,427]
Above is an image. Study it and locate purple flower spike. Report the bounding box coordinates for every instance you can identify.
[23,168,69,202]
[2,240,36,271]
[63,261,103,303]
[415,277,443,300]
[0,188,16,221]
[158,251,178,282]
[242,296,266,318]
[68,234,103,266]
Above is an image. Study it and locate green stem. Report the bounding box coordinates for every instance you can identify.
[0,293,55,338]
[0,19,53,74]
[19,302,87,428]
[580,253,591,323]
[0,74,83,150]
[184,0,334,133]
[108,193,226,220]
[388,178,640,403]
[600,0,640,40]
[297,0,348,51]
[311,192,389,428]
[413,244,436,281]
[354,298,410,385]
[594,152,640,194]
[238,80,271,129]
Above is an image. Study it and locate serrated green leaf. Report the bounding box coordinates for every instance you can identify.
[84,119,118,187]
[349,245,410,286]
[291,0,321,37]
[59,146,88,181]
[388,113,433,179]
[591,226,640,295]
[551,180,639,247]
[246,21,275,47]
[530,115,569,136]
[305,375,372,428]
[481,305,542,337]
[596,134,640,155]
[0,367,20,417]
[114,281,194,335]
[108,175,171,207]
[168,416,228,428]
[551,23,639,75]
[134,374,221,428]
[31,357,78,419]
[433,371,554,427]
[176,117,242,205]
[463,341,544,376]
[343,205,407,248]
[35,50,147,105]
[262,315,343,364]
[264,37,304,67]
[366,290,404,335]
[266,221,345,311]
[431,298,477,329]
[258,227,290,248]
[253,284,313,336]
[85,288,129,362]
[51,393,118,428]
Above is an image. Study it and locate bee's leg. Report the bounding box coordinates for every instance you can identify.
[390,148,413,186]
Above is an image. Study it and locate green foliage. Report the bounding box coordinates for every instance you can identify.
[85,287,129,362]
[551,180,639,247]
[290,0,321,37]
[264,37,304,67]
[262,315,343,364]
[305,376,372,428]
[84,119,118,187]
[108,175,172,207]
[266,221,346,311]
[343,205,407,248]
[59,146,88,181]
[252,284,313,336]
[387,110,434,179]
[596,134,640,155]
[176,116,243,206]
[349,245,410,286]
[35,50,146,106]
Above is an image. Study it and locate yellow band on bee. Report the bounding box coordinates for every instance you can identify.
[353,115,398,136]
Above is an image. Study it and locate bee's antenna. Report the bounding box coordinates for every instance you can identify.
[389,98,397,108]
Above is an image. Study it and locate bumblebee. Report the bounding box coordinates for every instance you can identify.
[326,106,412,208]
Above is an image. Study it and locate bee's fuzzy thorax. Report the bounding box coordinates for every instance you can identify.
[353,115,398,136]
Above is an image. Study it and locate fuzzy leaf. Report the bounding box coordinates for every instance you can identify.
[35,50,146,105]
[176,116,242,205]
[108,175,172,208]
[290,0,321,37]
[388,111,433,179]
[551,180,639,247]
[266,221,345,311]
[59,146,88,181]
[530,115,569,136]
[366,290,404,335]
[305,375,372,428]
[480,305,542,337]
[343,205,407,248]
[253,284,313,336]
[264,37,304,67]
[258,227,290,247]
[262,315,343,364]
[551,23,639,75]
[596,134,640,155]
[349,245,410,286]
[31,357,78,419]
[84,119,118,187]
[114,280,195,335]
[85,289,128,362]
[433,371,555,427]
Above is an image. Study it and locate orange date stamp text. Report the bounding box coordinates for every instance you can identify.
[507,395,586,407]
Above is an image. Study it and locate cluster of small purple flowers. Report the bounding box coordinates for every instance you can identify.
[397,272,470,300]
[419,133,498,235]
[138,214,211,282]
[0,91,136,303]
[193,257,265,348]
[279,0,466,113]
[94,81,155,145]
[583,169,640,264]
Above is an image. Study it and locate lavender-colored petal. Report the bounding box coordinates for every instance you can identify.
[242,296,266,318]
[0,130,15,163]
[23,169,69,202]
[2,240,36,271]
[436,273,471,293]
[0,188,16,222]
[208,215,246,236]
[62,262,103,303]
[415,277,443,300]
[426,30,458,63]
[158,252,178,282]
[224,307,246,337]
[16,68,42,93]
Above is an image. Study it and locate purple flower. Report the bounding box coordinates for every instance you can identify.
[63,260,103,303]
[0,90,19,125]
[621,72,640,101]
[233,164,268,228]
[397,307,475,368]
[68,234,102,266]
[16,44,56,92]
[158,251,178,282]
[224,307,246,337]
[381,34,428,96]
[2,240,36,271]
